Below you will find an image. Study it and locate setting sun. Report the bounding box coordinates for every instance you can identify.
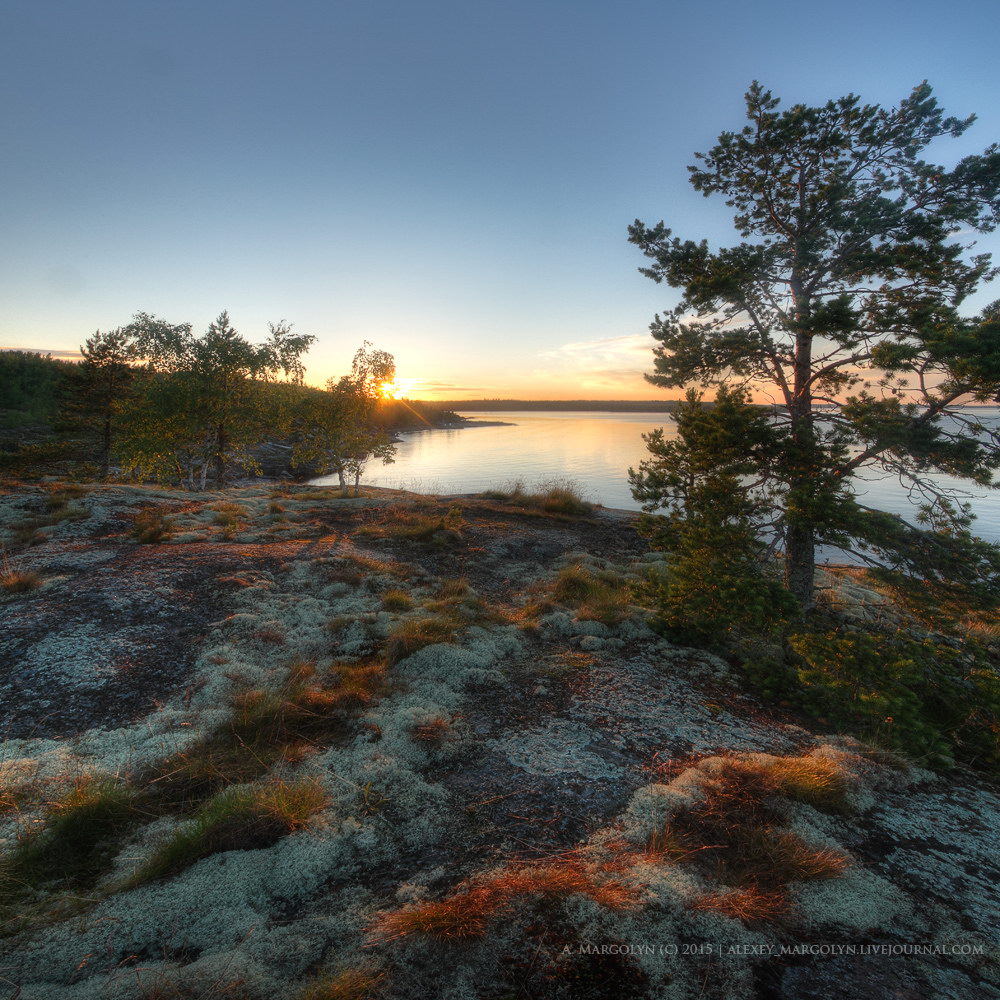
[379,379,402,399]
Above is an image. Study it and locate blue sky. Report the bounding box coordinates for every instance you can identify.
[2,0,998,397]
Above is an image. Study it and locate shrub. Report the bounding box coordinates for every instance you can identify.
[786,629,1000,768]
[643,538,797,650]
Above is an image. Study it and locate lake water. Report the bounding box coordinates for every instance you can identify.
[313,409,1000,548]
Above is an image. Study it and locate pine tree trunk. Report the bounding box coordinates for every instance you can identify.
[785,521,815,608]
[100,414,112,479]
[215,423,227,486]
[787,268,817,610]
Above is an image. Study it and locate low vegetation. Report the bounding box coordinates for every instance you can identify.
[370,860,637,942]
[1,777,138,894]
[145,659,384,805]
[549,562,632,624]
[357,504,464,545]
[295,968,385,1000]
[132,509,175,543]
[384,615,458,666]
[5,491,91,548]
[124,778,327,888]
[480,479,593,519]
[0,552,41,593]
[647,755,851,922]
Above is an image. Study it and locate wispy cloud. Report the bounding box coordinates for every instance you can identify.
[530,333,658,395]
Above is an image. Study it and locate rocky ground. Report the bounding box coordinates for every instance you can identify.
[0,482,998,1000]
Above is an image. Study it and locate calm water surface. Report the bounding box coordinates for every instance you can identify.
[314,409,1000,546]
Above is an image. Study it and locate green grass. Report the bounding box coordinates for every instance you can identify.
[125,779,327,887]
[549,564,631,624]
[132,510,175,543]
[1,777,138,895]
[385,615,458,665]
[480,479,593,518]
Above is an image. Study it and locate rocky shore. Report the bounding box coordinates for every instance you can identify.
[0,482,997,1000]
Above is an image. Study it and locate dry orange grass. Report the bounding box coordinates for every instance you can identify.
[689,887,788,924]
[646,755,851,922]
[370,860,638,942]
[411,717,452,743]
[296,968,385,1000]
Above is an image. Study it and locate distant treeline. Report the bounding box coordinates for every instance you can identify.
[425,398,682,413]
[0,350,77,428]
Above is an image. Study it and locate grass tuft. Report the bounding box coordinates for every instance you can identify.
[548,564,631,625]
[0,553,41,593]
[370,860,637,943]
[689,887,788,925]
[385,615,458,665]
[1,777,138,894]
[132,509,174,543]
[480,479,593,519]
[358,506,463,545]
[763,755,851,813]
[144,660,384,805]
[295,968,385,1000]
[646,754,851,922]
[411,717,452,744]
[381,588,413,611]
[126,778,327,887]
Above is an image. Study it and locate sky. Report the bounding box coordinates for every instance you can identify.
[1,0,998,400]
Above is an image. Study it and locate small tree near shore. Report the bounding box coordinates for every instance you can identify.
[629,81,1000,607]
[293,342,396,495]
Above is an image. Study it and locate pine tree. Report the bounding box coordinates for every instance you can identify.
[629,82,1000,605]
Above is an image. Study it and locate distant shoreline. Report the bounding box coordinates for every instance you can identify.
[425,399,682,413]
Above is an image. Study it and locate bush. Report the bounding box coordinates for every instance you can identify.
[784,629,1000,768]
[643,537,797,649]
